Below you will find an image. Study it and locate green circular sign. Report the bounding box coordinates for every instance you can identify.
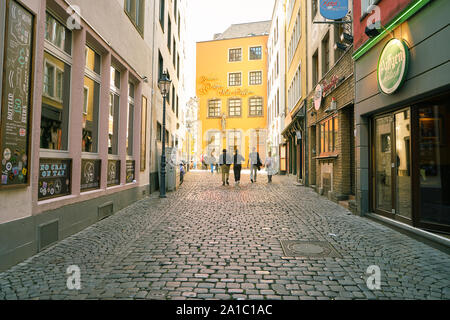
[377,39,410,95]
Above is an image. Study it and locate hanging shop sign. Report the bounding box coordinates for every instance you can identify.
[377,39,410,95]
[320,0,349,20]
[1,0,34,188]
[107,160,120,187]
[38,159,71,200]
[126,160,135,183]
[314,84,323,111]
[80,159,101,191]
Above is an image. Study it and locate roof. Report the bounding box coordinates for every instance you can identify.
[213,20,271,40]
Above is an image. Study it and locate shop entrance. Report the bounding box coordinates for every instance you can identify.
[373,108,412,224]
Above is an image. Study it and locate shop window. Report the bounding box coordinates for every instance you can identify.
[127,83,135,156]
[40,52,71,151]
[249,97,263,117]
[82,77,100,153]
[249,46,262,60]
[227,130,242,155]
[208,99,221,118]
[109,67,121,155]
[319,115,338,155]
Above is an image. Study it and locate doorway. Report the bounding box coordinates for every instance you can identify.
[372,108,412,224]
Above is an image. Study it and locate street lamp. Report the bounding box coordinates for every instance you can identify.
[158,70,172,198]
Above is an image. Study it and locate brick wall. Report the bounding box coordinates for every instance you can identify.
[306,47,355,201]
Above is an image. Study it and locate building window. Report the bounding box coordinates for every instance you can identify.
[229,48,242,62]
[124,0,145,34]
[228,98,241,117]
[361,0,378,16]
[157,122,162,141]
[173,40,176,66]
[207,131,221,157]
[167,16,171,51]
[45,12,72,54]
[158,50,164,79]
[312,50,319,87]
[127,83,135,156]
[334,23,345,62]
[159,0,165,30]
[109,67,121,155]
[312,0,318,21]
[249,71,262,85]
[227,130,242,155]
[249,97,263,117]
[249,46,262,60]
[320,116,338,154]
[228,72,242,86]
[322,33,330,76]
[208,99,221,117]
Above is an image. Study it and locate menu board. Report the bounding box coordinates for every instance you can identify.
[80,159,101,191]
[1,0,34,187]
[107,160,120,186]
[38,159,71,200]
[126,160,135,184]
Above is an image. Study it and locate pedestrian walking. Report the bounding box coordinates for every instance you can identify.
[209,149,216,174]
[179,162,185,185]
[265,151,276,183]
[219,149,232,186]
[233,149,245,185]
[248,147,262,183]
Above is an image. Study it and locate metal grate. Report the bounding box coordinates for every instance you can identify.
[98,202,114,221]
[280,240,342,258]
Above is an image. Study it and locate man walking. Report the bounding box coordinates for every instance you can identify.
[248,147,261,183]
[233,149,245,185]
[219,149,232,186]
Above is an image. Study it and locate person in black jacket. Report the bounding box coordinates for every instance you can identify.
[233,149,245,185]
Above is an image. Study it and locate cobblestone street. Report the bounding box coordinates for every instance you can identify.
[1,171,449,300]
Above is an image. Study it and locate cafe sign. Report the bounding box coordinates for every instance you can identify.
[377,39,410,95]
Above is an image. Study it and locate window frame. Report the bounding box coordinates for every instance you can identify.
[228,72,242,87]
[207,99,222,118]
[249,46,263,60]
[249,70,263,86]
[124,0,145,36]
[319,115,339,156]
[228,98,242,117]
[248,96,264,117]
[228,47,242,62]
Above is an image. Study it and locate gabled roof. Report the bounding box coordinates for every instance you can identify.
[213,20,271,40]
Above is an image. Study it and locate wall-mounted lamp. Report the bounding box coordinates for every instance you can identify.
[340,32,354,44]
[334,42,348,51]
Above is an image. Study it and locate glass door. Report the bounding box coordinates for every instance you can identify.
[373,109,412,222]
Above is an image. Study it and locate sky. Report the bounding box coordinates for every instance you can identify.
[184,0,276,96]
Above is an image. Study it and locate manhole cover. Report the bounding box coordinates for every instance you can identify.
[280,240,342,258]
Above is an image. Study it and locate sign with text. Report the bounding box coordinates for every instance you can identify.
[1,0,34,187]
[320,0,349,20]
[377,39,410,95]
[126,160,135,184]
[38,159,71,200]
[80,159,101,191]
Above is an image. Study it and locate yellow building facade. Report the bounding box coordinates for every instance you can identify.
[282,0,308,180]
[196,29,269,168]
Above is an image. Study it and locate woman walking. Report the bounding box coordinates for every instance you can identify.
[209,149,216,174]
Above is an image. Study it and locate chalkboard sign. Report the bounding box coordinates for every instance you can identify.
[107,160,120,187]
[38,158,71,200]
[80,159,101,191]
[126,160,135,184]
[0,0,34,188]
